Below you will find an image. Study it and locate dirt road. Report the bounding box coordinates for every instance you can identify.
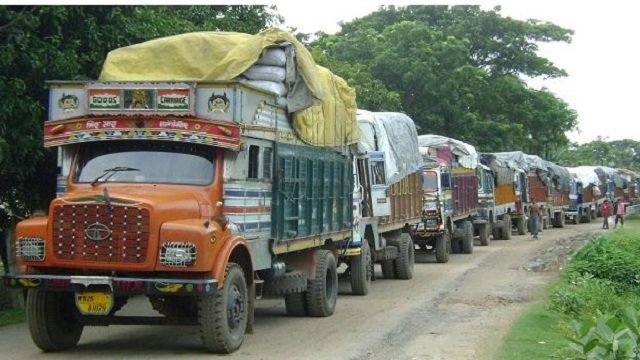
[0,221,606,359]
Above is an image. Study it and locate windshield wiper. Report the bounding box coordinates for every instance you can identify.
[91,166,140,186]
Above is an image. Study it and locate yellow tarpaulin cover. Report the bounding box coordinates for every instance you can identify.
[99,27,358,147]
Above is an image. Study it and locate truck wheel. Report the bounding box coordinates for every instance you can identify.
[199,262,248,354]
[517,216,526,235]
[435,228,450,263]
[461,220,474,254]
[350,240,373,295]
[572,213,579,225]
[394,234,414,279]
[284,292,308,316]
[479,222,490,246]
[306,249,338,317]
[502,214,512,240]
[451,238,462,254]
[262,271,307,296]
[591,209,596,220]
[492,220,502,240]
[381,259,396,279]
[26,289,84,351]
[554,211,565,228]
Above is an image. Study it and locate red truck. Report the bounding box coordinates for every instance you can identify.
[412,135,479,263]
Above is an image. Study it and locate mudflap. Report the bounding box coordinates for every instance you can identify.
[247,283,255,334]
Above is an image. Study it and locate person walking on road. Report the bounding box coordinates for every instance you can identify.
[614,199,625,229]
[529,200,540,239]
[601,199,612,229]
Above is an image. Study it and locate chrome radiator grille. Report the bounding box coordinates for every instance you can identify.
[52,204,150,263]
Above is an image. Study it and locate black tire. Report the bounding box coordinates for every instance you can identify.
[451,237,462,254]
[591,209,597,219]
[572,213,579,224]
[478,222,490,246]
[394,234,414,279]
[461,221,474,254]
[306,250,338,317]
[26,289,84,351]
[380,260,395,279]
[555,211,565,228]
[284,292,308,316]
[492,220,502,240]
[435,228,450,263]
[502,214,512,240]
[517,216,526,235]
[199,262,248,354]
[262,271,307,296]
[350,240,373,295]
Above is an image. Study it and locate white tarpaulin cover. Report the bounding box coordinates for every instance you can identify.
[417,134,478,169]
[567,166,601,187]
[356,110,422,184]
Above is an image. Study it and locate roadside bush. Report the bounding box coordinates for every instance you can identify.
[548,273,633,318]
[566,307,640,360]
[565,234,640,294]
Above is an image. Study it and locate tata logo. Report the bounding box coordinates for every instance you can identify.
[84,222,111,241]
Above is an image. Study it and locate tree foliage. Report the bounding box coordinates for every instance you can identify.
[0,5,281,218]
[557,137,640,172]
[307,5,578,153]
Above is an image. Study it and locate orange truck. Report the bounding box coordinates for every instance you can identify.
[524,155,571,228]
[479,153,529,239]
[1,29,360,354]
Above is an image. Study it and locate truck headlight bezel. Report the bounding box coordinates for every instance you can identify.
[159,242,197,267]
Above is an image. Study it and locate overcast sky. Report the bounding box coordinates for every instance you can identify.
[274,1,638,145]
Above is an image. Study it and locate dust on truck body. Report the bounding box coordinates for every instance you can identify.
[340,110,423,295]
[1,29,359,354]
[565,166,604,223]
[412,135,480,264]
[479,153,529,240]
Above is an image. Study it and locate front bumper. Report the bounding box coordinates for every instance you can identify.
[2,274,218,296]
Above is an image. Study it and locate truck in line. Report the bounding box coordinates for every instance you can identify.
[412,135,480,263]
[340,110,423,294]
[479,153,529,239]
[565,166,604,223]
[528,156,571,228]
[2,29,363,354]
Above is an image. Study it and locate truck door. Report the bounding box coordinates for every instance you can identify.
[368,151,391,217]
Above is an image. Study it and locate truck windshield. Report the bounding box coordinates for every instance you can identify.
[422,170,438,193]
[74,140,216,185]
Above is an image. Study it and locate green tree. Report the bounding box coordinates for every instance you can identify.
[309,5,577,153]
[0,5,281,218]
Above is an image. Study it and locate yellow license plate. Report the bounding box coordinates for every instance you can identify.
[75,291,114,315]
